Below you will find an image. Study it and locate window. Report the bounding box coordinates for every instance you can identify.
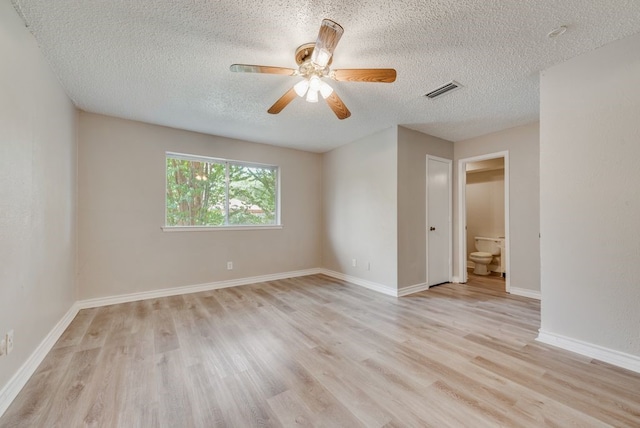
[165,152,279,228]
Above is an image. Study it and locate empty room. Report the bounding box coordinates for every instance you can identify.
[1,0,640,426]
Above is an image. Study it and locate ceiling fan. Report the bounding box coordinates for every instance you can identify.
[230,19,397,120]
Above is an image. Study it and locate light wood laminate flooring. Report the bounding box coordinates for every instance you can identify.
[466,270,506,292]
[1,274,640,427]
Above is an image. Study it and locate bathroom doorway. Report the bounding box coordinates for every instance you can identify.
[457,151,510,293]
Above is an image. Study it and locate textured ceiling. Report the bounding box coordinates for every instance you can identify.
[10,0,640,152]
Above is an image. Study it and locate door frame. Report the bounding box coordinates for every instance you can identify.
[426,155,453,287]
[457,151,511,292]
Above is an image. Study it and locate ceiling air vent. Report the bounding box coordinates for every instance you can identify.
[424,81,462,99]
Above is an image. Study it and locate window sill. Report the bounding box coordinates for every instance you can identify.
[161,225,283,232]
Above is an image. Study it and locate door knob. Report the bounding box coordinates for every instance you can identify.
[430,227,436,231]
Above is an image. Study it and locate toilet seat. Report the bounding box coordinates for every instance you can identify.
[470,251,492,259]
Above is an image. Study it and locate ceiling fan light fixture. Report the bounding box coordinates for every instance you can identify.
[306,89,319,103]
[309,75,321,91]
[319,81,334,99]
[294,79,309,97]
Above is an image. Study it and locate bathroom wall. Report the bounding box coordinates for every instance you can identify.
[466,164,505,269]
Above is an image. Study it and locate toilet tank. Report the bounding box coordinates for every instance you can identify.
[475,237,503,255]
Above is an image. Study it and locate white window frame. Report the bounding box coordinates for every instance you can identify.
[162,152,282,232]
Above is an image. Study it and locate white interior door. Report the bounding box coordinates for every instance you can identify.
[427,156,452,286]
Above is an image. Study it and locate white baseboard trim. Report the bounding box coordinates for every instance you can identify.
[451,276,461,284]
[537,330,640,374]
[509,287,541,300]
[398,282,430,297]
[0,302,80,418]
[77,268,323,309]
[320,269,397,297]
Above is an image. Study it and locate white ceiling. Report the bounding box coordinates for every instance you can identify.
[10,1,640,152]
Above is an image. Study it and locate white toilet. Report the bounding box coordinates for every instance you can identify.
[469,237,502,275]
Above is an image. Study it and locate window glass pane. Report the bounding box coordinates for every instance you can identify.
[228,164,277,225]
[166,158,226,226]
[166,154,279,228]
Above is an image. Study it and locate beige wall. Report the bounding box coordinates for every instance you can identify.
[397,127,453,288]
[454,122,540,293]
[322,127,398,288]
[78,113,322,299]
[540,32,640,356]
[0,2,77,391]
[466,168,505,261]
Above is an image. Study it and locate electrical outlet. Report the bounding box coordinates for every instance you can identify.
[227,261,233,270]
[6,330,13,354]
[352,259,357,267]
[0,337,6,357]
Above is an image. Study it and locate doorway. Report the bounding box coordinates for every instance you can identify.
[426,155,452,287]
[457,151,511,292]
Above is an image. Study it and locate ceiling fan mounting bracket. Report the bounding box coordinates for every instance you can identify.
[294,43,314,65]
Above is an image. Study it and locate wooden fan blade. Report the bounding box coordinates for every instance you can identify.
[311,19,344,67]
[268,87,298,114]
[230,64,297,76]
[325,92,351,120]
[332,68,397,83]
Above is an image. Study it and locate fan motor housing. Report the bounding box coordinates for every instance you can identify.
[295,43,333,66]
